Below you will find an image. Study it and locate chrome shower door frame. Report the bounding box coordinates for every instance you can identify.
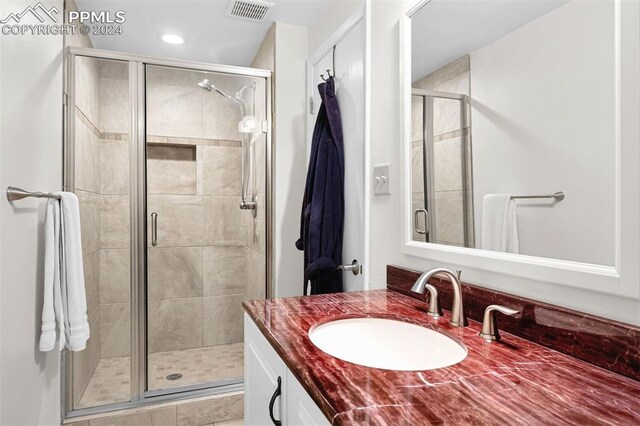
[63,47,273,420]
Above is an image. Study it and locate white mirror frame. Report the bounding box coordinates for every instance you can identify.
[400,0,640,299]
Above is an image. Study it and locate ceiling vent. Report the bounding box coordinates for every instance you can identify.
[225,0,274,22]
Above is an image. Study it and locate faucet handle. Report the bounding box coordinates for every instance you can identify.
[410,272,442,319]
[424,284,442,318]
[479,304,519,342]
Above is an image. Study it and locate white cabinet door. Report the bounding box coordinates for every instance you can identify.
[245,314,287,426]
[245,314,330,426]
[286,373,330,426]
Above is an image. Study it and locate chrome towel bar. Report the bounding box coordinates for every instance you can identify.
[6,186,61,202]
[511,191,565,202]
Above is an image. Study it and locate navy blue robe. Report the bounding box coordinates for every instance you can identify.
[295,77,344,295]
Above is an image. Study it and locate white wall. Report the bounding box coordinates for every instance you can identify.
[0,0,64,423]
[368,0,640,326]
[307,0,364,55]
[273,23,309,298]
[470,0,615,266]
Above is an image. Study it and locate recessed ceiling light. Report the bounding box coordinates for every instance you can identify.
[161,34,184,45]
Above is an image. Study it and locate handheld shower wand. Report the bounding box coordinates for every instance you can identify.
[198,78,258,211]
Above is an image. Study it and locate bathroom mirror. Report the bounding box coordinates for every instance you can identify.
[402,0,640,296]
[407,0,616,265]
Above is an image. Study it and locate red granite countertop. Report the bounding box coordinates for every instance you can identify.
[243,289,640,425]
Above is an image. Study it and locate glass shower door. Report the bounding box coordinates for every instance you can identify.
[411,90,474,247]
[411,94,429,242]
[144,65,267,393]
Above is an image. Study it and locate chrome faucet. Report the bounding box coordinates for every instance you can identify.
[411,268,467,326]
[479,305,520,342]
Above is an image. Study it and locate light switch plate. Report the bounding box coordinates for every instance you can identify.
[373,163,391,195]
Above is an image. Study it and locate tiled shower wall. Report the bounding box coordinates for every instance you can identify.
[412,55,474,247]
[73,55,103,406]
[73,57,132,406]
[97,61,132,361]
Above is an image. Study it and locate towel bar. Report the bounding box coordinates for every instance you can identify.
[511,191,564,202]
[6,186,61,201]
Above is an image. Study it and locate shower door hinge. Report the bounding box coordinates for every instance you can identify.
[309,97,314,114]
[261,120,270,134]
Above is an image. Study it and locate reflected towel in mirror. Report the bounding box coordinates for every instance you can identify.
[481,194,519,254]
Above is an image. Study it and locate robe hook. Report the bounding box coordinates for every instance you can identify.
[320,69,334,82]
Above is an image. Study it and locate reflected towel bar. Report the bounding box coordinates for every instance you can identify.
[6,186,61,201]
[511,191,565,202]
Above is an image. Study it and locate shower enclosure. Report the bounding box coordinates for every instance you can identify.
[63,48,271,417]
[411,89,474,246]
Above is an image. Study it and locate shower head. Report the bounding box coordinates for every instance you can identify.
[197,78,253,121]
[198,78,238,105]
[198,79,213,92]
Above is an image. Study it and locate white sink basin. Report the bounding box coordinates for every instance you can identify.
[308,317,467,371]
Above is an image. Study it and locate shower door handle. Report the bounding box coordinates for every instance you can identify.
[151,212,158,246]
[414,209,428,235]
[268,376,282,426]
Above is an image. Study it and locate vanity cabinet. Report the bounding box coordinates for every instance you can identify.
[244,314,329,426]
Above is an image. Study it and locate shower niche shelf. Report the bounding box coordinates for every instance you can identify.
[147,143,196,161]
[147,143,197,195]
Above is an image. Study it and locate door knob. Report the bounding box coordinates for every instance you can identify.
[337,259,362,276]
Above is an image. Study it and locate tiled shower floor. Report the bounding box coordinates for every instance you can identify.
[77,343,244,409]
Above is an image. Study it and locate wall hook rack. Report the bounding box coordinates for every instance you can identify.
[320,69,334,82]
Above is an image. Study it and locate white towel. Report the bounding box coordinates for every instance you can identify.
[39,192,90,352]
[481,194,519,254]
[39,198,65,351]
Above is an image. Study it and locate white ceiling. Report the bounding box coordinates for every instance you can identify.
[411,0,569,81]
[74,0,330,66]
